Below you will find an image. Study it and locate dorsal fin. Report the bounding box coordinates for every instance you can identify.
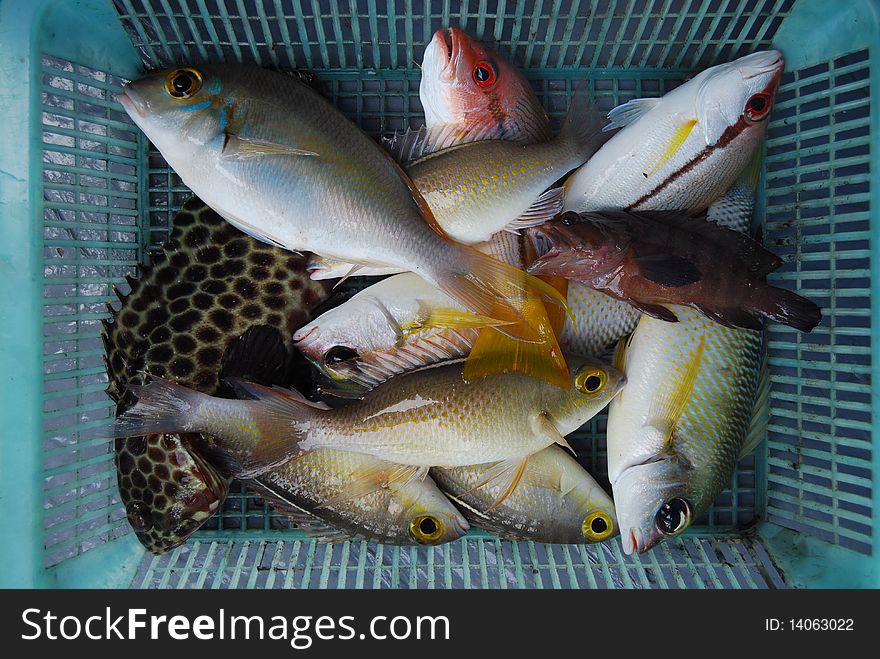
[604,97,662,131]
[384,122,502,165]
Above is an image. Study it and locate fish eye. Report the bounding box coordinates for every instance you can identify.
[744,92,772,122]
[655,497,692,536]
[164,67,203,99]
[472,60,497,88]
[410,514,444,544]
[582,510,614,541]
[575,366,607,396]
[323,345,359,365]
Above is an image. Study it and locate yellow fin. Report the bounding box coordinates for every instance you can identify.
[533,410,576,456]
[317,464,427,509]
[522,235,570,339]
[644,118,697,178]
[400,305,509,337]
[648,335,706,449]
[463,294,570,389]
[458,455,530,510]
[741,149,763,192]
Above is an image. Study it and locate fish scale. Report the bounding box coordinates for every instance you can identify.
[607,177,767,555]
[115,357,624,479]
[563,50,783,214]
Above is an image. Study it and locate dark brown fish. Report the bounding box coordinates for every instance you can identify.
[527,210,822,332]
[103,196,328,554]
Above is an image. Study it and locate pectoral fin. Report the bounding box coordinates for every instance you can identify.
[317,464,428,509]
[504,187,566,233]
[647,335,705,449]
[401,303,510,338]
[221,134,319,159]
[634,254,702,287]
[458,456,531,510]
[532,410,576,457]
[605,97,662,131]
[739,348,770,460]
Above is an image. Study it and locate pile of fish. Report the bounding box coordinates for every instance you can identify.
[104,27,820,555]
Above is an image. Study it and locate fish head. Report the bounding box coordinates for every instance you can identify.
[116,434,230,554]
[118,65,227,159]
[387,479,470,545]
[526,213,621,279]
[543,355,627,434]
[420,28,548,140]
[540,449,619,543]
[693,50,784,147]
[292,294,401,382]
[611,438,708,554]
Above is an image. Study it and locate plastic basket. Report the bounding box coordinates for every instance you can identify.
[0,0,875,588]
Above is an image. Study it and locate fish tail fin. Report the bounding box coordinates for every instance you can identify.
[464,302,570,388]
[747,286,823,333]
[463,264,571,388]
[436,247,570,337]
[113,377,207,438]
[558,89,608,165]
[208,379,325,478]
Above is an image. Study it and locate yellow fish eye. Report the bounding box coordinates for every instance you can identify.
[582,510,614,542]
[575,366,607,396]
[410,514,444,544]
[164,67,203,99]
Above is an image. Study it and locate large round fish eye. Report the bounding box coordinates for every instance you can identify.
[323,345,359,365]
[744,92,772,122]
[164,67,203,99]
[410,514,444,544]
[575,366,607,397]
[655,497,692,536]
[472,60,497,88]
[582,510,614,542]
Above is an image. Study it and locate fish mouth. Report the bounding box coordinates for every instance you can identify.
[431,27,459,81]
[739,50,785,81]
[622,528,641,555]
[117,86,147,118]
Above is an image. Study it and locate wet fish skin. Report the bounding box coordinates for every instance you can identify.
[419,27,552,146]
[527,210,821,333]
[432,445,618,544]
[118,64,561,344]
[405,92,605,244]
[113,356,624,475]
[563,51,784,213]
[102,197,327,554]
[606,174,767,555]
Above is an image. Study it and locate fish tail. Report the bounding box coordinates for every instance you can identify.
[437,247,571,339]
[558,89,608,165]
[439,248,572,386]
[747,286,823,333]
[112,377,207,438]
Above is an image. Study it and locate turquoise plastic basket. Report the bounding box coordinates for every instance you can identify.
[0,0,876,588]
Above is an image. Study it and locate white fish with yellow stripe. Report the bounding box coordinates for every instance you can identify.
[563,50,783,213]
[607,171,768,555]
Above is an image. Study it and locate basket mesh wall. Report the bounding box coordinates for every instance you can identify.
[33,1,822,587]
[764,49,873,556]
[130,536,785,589]
[40,57,145,567]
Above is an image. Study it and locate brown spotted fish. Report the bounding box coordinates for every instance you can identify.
[103,196,328,553]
